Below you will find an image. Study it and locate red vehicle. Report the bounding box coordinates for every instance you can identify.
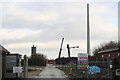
[47,60,54,64]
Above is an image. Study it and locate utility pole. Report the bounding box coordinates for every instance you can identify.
[87,3,90,56]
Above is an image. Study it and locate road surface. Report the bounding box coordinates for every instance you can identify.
[31,64,69,80]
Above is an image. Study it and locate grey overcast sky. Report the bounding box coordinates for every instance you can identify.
[0,0,119,59]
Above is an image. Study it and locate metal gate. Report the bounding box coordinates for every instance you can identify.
[71,57,116,79]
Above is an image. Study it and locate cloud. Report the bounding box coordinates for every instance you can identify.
[0,3,2,26]
[5,41,59,49]
[1,2,118,59]
[90,3,118,40]
[1,29,40,40]
[0,0,119,2]
[2,3,59,30]
[4,41,62,58]
[4,40,87,58]
[2,2,87,44]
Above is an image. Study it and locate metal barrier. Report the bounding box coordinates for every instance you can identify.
[71,58,115,79]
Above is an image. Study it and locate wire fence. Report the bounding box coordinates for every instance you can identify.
[70,58,114,79]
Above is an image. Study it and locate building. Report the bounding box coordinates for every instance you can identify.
[0,45,22,79]
[0,45,10,79]
[98,48,120,79]
[5,54,22,78]
[98,48,120,69]
[31,45,36,56]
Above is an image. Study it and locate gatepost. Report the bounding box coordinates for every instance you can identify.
[23,55,28,78]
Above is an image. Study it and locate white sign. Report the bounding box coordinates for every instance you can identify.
[110,65,112,68]
[13,67,22,73]
[116,69,120,76]
[78,53,88,57]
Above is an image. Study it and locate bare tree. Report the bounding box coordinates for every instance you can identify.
[91,41,119,60]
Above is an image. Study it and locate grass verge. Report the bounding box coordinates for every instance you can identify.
[57,66,87,78]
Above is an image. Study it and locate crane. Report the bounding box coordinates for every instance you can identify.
[58,38,64,58]
[67,44,79,58]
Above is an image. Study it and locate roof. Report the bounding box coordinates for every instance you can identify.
[0,45,10,54]
[98,48,119,54]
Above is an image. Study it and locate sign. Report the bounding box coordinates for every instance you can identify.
[13,67,22,73]
[110,65,112,68]
[78,53,88,69]
[115,69,120,76]
[88,66,100,73]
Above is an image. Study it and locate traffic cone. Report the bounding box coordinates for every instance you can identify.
[69,68,73,75]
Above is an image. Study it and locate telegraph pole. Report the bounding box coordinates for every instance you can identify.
[87,3,90,56]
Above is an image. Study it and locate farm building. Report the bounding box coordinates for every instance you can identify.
[98,47,120,79]
[98,48,120,69]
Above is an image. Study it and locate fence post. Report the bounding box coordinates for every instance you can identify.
[23,55,28,78]
[109,59,113,79]
[107,57,113,79]
[107,57,110,78]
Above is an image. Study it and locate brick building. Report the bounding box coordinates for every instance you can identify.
[98,48,120,69]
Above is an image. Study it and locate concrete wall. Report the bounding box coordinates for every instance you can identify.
[0,53,2,80]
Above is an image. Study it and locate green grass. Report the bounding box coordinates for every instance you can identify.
[57,67,72,75]
[57,66,87,78]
